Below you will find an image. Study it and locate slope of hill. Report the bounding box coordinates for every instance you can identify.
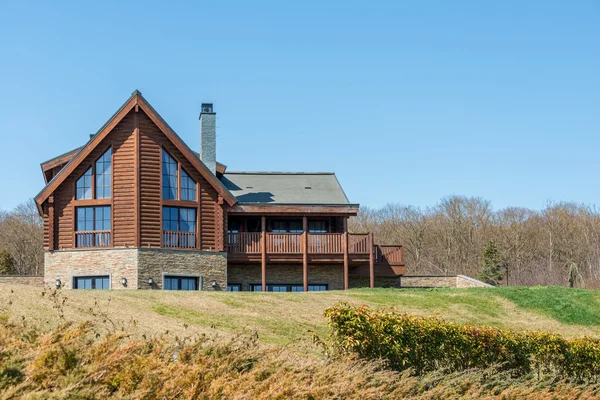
[1,285,599,348]
[2,284,600,399]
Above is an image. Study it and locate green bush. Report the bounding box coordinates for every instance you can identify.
[324,303,600,382]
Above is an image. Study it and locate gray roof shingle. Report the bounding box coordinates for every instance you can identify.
[220,172,352,205]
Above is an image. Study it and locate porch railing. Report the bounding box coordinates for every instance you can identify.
[162,231,196,249]
[75,230,111,248]
[348,233,370,254]
[267,233,303,253]
[228,232,261,253]
[308,233,344,253]
[375,245,404,265]
[227,232,403,263]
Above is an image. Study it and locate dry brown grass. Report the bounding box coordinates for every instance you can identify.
[1,284,600,399]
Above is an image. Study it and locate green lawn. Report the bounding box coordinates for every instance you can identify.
[1,284,599,350]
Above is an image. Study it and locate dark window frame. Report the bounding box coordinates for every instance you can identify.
[74,146,113,200]
[162,148,197,201]
[163,275,200,291]
[249,283,328,292]
[73,275,110,290]
[226,284,242,292]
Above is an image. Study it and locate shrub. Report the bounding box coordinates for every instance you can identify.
[324,303,600,383]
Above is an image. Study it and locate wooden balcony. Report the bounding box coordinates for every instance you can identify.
[75,230,111,248]
[227,232,404,272]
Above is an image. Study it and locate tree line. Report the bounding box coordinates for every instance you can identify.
[2,196,600,288]
[0,200,43,276]
[350,195,600,289]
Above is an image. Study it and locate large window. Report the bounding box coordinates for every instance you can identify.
[76,168,92,200]
[180,169,196,201]
[95,148,112,199]
[73,276,110,290]
[162,150,178,200]
[162,149,197,200]
[271,220,303,233]
[76,206,111,247]
[164,276,199,291]
[250,284,328,292]
[162,206,196,248]
[309,221,328,233]
[76,148,112,200]
[162,207,196,232]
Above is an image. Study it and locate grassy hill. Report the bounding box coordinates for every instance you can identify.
[2,284,600,399]
[2,284,600,348]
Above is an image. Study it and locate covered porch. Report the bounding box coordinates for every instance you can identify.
[227,215,405,292]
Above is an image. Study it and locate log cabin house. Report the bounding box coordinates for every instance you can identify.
[34,91,404,291]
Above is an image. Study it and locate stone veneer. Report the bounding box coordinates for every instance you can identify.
[399,275,493,288]
[44,248,227,290]
[137,248,226,291]
[228,264,401,291]
[228,264,344,291]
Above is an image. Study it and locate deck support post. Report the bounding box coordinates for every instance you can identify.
[343,231,349,290]
[261,216,266,292]
[303,216,308,292]
[369,232,375,288]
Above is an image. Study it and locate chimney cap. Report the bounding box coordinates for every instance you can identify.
[200,103,214,116]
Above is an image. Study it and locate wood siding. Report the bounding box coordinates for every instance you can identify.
[137,109,221,251]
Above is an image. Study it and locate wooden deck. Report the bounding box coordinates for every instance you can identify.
[227,232,405,274]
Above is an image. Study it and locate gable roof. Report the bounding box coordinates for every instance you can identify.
[35,90,237,213]
[220,172,354,205]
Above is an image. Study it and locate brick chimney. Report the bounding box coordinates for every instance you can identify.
[199,103,216,174]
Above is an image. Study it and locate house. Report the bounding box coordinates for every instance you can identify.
[34,91,405,291]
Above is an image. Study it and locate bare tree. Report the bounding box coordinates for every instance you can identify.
[0,200,44,275]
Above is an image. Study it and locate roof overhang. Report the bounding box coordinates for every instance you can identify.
[227,203,360,216]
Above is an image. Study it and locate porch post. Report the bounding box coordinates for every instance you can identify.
[369,232,375,288]
[343,231,349,290]
[261,216,266,292]
[303,216,308,292]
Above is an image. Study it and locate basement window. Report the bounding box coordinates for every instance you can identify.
[164,276,199,291]
[73,276,110,290]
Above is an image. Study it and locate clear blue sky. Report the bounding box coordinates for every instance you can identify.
[0,1,598,211]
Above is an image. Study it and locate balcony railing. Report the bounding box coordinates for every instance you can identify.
[375,245,404,265]
[75,230,111,248]
[227,232,261,253]
[227,232,403,264]
[162,231,197,249]
[267,233,302,253]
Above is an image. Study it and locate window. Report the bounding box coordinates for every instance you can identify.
[76,168,92,200]
[271,220,303,233]
[309,221,328,233]
[95,148,112,199]
[162,150,178,199]
[164,276,199,291]
[73,276,110,290]
[162,207,196,232]
[162,207,196,248]
[226,284,242,292]
[76,206,111,247]
[180,169,196,201]
[250,284,328,292]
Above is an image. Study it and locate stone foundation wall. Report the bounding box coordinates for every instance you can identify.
[349,276,399,288]
[399,275,493,288]
[0,276,44,286]
[456,275,494,288]
[45,249,138,289]
[44,248,227,290]
[228,264,345,291]
[137,248,227,291]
